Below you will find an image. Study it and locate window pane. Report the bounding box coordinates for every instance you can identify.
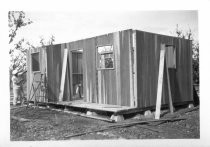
[32,53,40,71]
[98,53,114,69]
[97,45,114,69]
[98,45,113,54]
[105,57,113,68]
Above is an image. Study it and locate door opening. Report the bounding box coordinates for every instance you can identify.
[71,49,83,100]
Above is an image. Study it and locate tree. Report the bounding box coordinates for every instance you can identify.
[9,11,55,72]
[9,11,55,91]
[9,11,33,72]
[173,24,199,84]
[39,35,55,47]
[9,11,33,45]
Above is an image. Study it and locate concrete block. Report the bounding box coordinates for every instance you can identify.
[86,111,97,116]
[188,104,194,109]
[110,115,124,122]
[144,110,154,119]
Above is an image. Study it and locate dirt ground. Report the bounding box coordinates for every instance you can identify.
[10,105,200,140]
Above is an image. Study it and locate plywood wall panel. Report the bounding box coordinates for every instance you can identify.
[136,30,193,109]
[113,32,121,106]
[95,34,118,105]
[83,38,97,103]
[120,30,131,106]
[46,45,55,102]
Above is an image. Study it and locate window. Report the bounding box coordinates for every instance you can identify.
[31,52,40,72]
[97,45,114,69]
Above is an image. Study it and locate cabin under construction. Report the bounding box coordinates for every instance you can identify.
[26,29,193,117]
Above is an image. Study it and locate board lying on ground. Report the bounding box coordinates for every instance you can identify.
[27,29,193,115]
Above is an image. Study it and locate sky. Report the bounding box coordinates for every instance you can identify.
[14,11,198,47]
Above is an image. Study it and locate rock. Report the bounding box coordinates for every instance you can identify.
[188,104,194,109]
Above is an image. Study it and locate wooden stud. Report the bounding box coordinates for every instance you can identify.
[155,44,166,119]
[66,43,71,101]
[189,40,193,103]
[129,30,134,107]
[58,48,68,102]
[69,44,73,101]
[98,70,102,104]
[166,48,174,114]
[132,30,137,107]
[26,50,30,101]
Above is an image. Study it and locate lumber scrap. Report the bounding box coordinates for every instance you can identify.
[11,116,30,122]
[151,106,199,126]
[10,105,27,110]
[132,125,163,133]
[64,117,186,138]
[177,106,199,115]
[64,110,115,123]
[58,48,68,102]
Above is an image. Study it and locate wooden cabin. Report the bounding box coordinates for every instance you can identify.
[26,29,193,115]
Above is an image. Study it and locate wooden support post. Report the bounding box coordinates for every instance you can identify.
[155,44,166,119]
[155,44,175,119]
[165,50,174,114]
[58,48,68,102]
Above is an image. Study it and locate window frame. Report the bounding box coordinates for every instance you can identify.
[31,52,41,73]
[96,45,115,70]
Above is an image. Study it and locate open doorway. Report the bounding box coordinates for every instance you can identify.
[71,49,83,100]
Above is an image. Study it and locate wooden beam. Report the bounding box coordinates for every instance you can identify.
[129,30,134,107]
[165,49,174,114]
[65,110,114,122]
[132,30,137,107]
[69,46,73,101]
[189,41,193,103]
[155,44,166,119]
[26,49,30,101]
[58,48,68,102]
[11,116,30,122]
[98,70,102,104]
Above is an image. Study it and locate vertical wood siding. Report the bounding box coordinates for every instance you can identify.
[135,30,193,108]
[96,34,117,105]
[27,47,48,102]
[27,29,192,109]
[119,30,131,106]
